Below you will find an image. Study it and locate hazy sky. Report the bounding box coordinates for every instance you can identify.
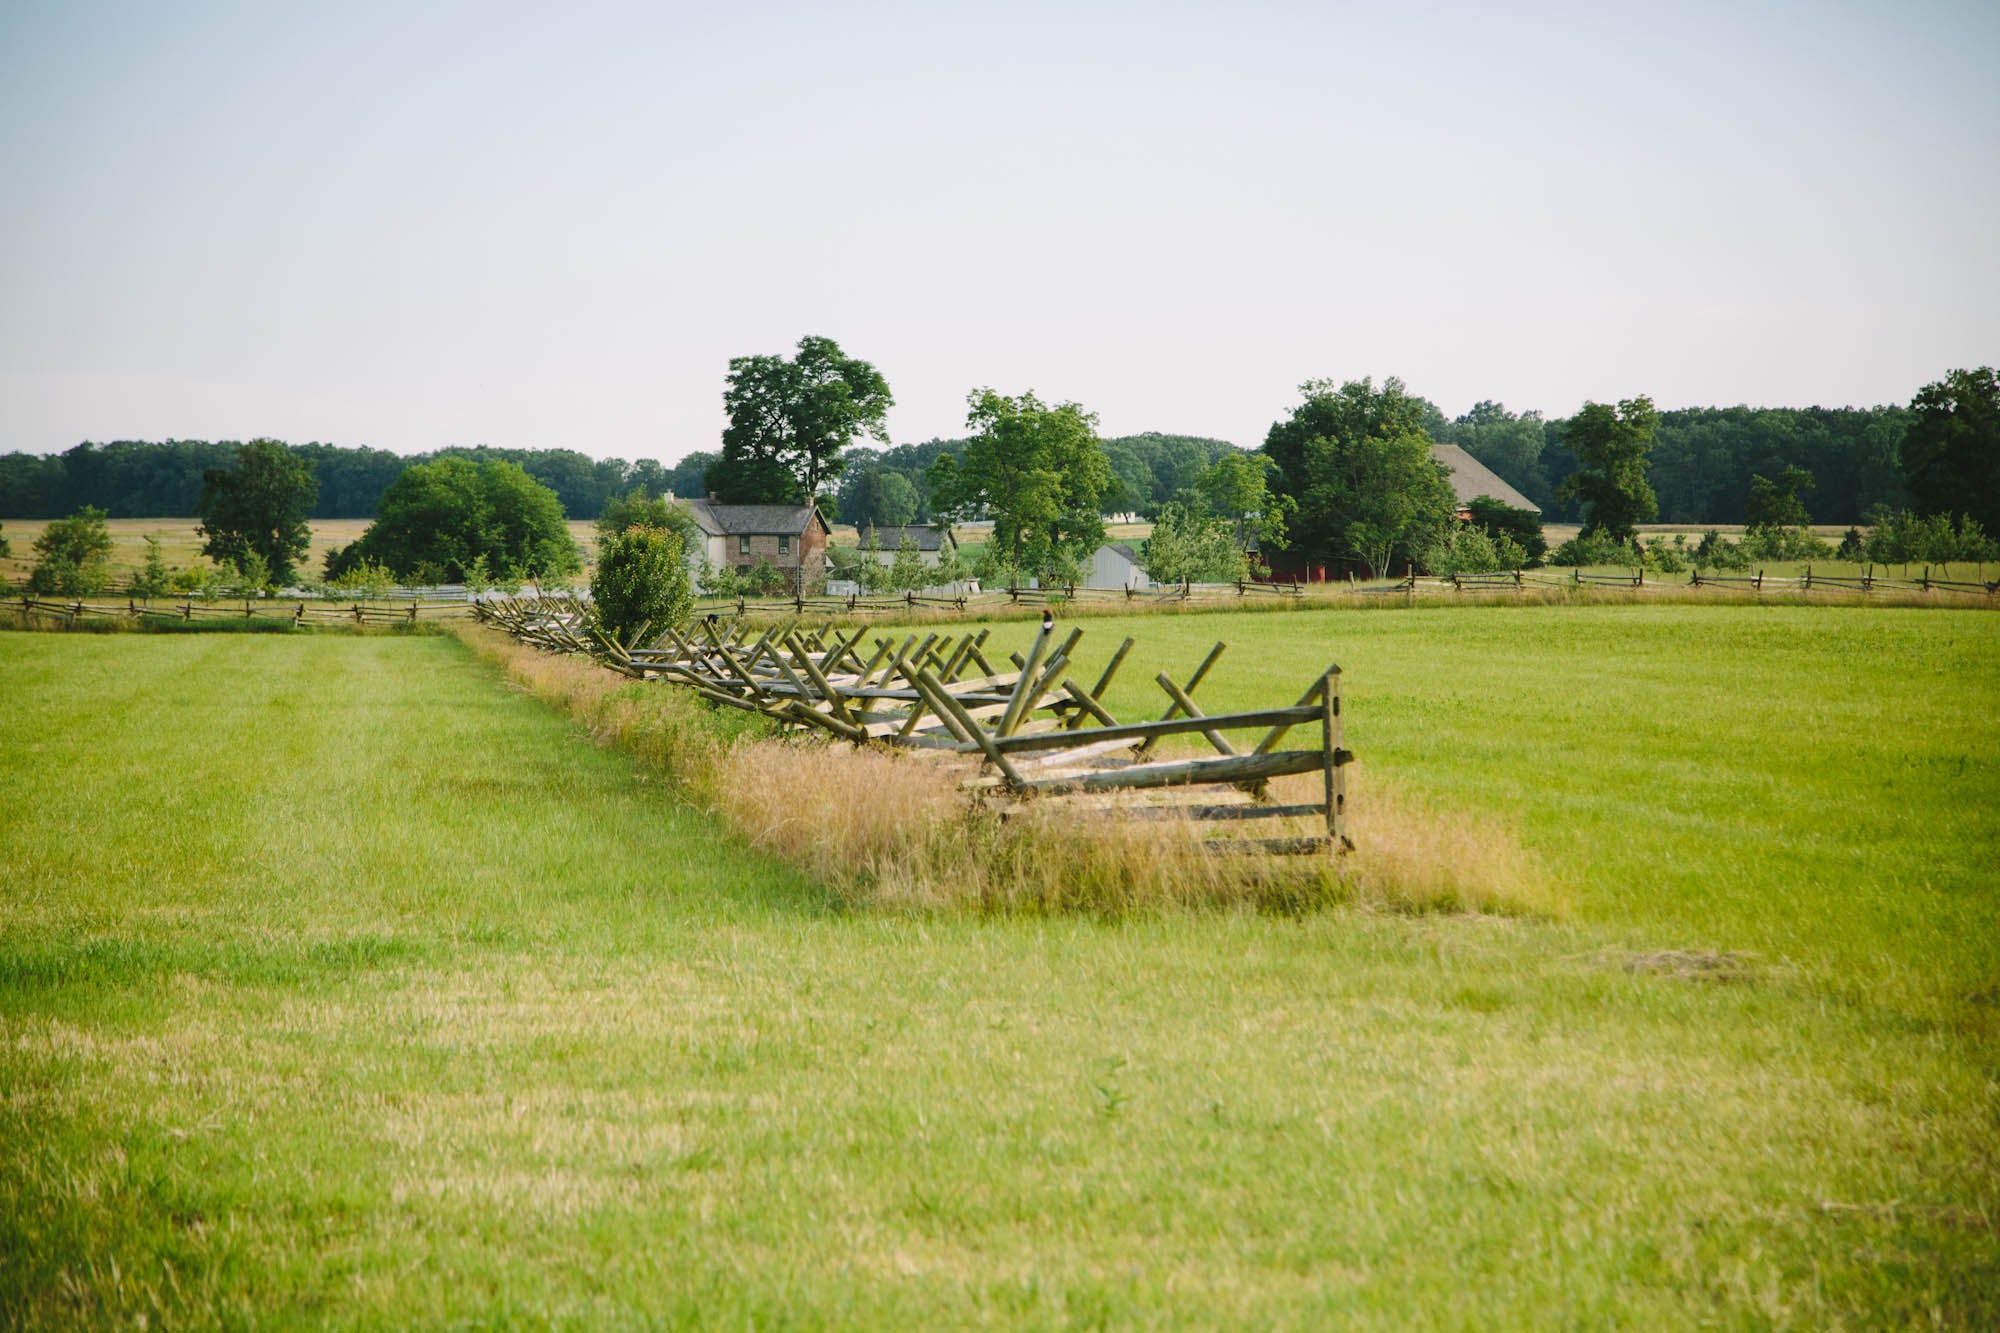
[3,1,1995,463]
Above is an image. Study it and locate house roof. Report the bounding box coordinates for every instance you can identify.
[1096,542,1145,568]
[1429,444,1541,515]
[684,500,828,537]
[858,523,955,552]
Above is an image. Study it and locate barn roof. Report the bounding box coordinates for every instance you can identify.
[1429,444,1541,515]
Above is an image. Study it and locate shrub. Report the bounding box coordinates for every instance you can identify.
[1864,509,1998,569]
[1642,536,1687,573]
[1741,526,1833,560]
[27,507,114,596]
[746,558,788,597]
[1547,529,1636,568]
[130,536,175,598]
[1465,497,1547,566]
[1420,522,1502,577]
[592,524,693,643]
[329,558,397,597]
[1692,531,1752,571]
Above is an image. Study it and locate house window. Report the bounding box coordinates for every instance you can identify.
[736,564,751,576]
[738,536,751,556]
[778,535,790,555]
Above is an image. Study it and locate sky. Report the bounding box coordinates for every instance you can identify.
[2,0,1995,463]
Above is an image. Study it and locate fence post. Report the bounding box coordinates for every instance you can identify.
[1755,570,1763,591]
[1321,666,1345,850]
[1922,565,1932,592]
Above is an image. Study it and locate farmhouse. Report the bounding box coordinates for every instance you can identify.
[683,498,830,593]
[853,523,958,567]
[1429,444,1539,518]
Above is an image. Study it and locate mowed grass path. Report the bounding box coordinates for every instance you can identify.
[2,626,1996,1326]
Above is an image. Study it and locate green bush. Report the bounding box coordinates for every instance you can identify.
[1864,510,1998,569]
[1420,523,1503,576]
[1692,531,1753,571]
[1742,526,1833,560]
[27,508,114,596]
[592,525,692,642]
[1547,529,1636,568]
[1642,536,1687,573]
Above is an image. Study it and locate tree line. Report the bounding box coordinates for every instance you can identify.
[0,440,713,523]
[7,335,1994,594]
[0,399,1925,530]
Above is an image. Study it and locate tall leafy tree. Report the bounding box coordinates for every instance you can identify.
[1558,397,1660,542]
[196,439,319,584]
[1261,377,1456,577]
[1745,465,1815,531]
[705,336,892,504]
[332,458,579,582]
[1901,366,2000,535]
[929,389,1111,580]
[1194,450,1291,552]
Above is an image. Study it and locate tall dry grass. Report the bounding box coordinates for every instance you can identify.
[453,623,1560,917]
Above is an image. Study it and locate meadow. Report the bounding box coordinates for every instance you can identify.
[1,607,1996,1326]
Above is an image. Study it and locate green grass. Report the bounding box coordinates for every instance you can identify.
[2,621,1997,1326]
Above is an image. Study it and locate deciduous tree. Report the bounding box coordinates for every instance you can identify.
[706,336,892,504]
[1558,397,1660,542]
[331,458,578,583]
[1901,366,1999,536]
[196,439,318,584]
[929,389,1112,581]
[1261,377,1457,577]
[1745,465,1815,531]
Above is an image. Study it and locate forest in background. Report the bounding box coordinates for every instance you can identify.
[0,402,1914,527]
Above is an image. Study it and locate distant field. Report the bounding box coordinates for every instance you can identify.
[0,516,600,584]
[1,613,1995,1324]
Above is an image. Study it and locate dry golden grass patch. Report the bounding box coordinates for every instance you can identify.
[452,623,1560,917]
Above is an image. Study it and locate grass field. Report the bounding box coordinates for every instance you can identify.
[2,611,1996,1325]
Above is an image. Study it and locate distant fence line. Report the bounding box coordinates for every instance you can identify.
[691,564,1997,619]
[8,595,476,629]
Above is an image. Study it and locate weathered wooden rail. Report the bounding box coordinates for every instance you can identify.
[8,595,476,628]
[473,595,1351,856]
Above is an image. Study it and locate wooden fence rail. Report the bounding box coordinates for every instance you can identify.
[473,595,1351,856]
[8,595,477,628]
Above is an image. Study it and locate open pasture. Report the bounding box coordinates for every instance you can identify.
[1,613,1996,1325]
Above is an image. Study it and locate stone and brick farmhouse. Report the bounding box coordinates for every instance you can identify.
[681,499,830,593]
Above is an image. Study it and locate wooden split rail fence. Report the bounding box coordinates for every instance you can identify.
[473,594,1351,856]
[9,596,476,628]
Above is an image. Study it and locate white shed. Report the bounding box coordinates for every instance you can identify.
[1085,543,1150,591]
